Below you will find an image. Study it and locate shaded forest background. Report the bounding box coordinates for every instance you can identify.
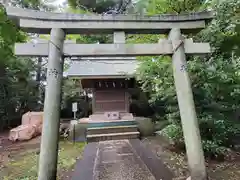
[0,0,240,158]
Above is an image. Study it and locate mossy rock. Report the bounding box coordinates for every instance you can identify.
[135,117,155,137]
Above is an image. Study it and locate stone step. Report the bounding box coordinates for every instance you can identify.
[87,125,138,135]
[87,132,140,143]
[87,120,137,128]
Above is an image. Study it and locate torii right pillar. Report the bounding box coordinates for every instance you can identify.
[169,28,207,180]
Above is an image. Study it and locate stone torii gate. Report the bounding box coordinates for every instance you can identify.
[6,7,213,180]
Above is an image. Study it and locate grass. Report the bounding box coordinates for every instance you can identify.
[0,141,85,180]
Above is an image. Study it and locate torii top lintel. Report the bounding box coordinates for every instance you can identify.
[6,7,214,34]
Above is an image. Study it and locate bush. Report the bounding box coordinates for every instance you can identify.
[201,140,230,160]
[199,115,239,148]
[137,0,240,159]
[159,124,184,148]
[159,116,239,159]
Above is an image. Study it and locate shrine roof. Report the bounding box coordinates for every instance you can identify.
[66,58,138,79]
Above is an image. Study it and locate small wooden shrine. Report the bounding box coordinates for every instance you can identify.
[67,57,138,121]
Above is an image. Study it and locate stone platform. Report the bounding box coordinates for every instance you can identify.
[69,119,138,142]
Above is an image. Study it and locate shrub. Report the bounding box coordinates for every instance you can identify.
[159,124,184,149]
[159,116,239,159]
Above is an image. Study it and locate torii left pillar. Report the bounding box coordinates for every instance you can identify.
[38,28,65,180]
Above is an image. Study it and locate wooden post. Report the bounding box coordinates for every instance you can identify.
[38,28,65,180]
[168,28,207,180]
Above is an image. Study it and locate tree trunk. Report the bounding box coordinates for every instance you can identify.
[36,57,42,110]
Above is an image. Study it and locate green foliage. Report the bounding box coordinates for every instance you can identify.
[129,0,208,15]
[0,5,25,66]
[136,0,240,158]
[160,124,184,145]
[68,0,130,13]
[61,78,92,118]
[201,140,230,159]
[199,115,239,146]
[198,0,240,56]
[198,114,239,157]
[0,5,39,130]
[65,4,115,44]
[0,0,59,130]
[9,0,55,10]
[13,0,42,9]
[66,0,133,43]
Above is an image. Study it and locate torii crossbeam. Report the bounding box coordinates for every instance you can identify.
[15,39,210,57]
[6,7,213,180]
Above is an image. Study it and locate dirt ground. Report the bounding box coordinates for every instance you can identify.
[0,132,85,180]
[141,136,240,180]
[1,132,240,180]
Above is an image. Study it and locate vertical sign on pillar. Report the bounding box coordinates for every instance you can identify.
[38,28,65,180]
[168,28,207,180]
[72,102,78,120]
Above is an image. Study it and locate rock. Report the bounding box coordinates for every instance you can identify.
[186,177,191,180]
[36,149,40,155]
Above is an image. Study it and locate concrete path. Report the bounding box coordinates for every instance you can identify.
[72,139,173,180]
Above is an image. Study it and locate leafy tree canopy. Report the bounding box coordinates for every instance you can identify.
[135,0,240,157]
[68,0,131,14]
[7,0,55,10]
